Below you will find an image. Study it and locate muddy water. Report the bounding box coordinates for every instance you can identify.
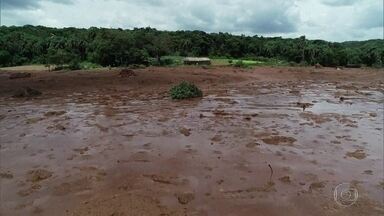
[0,80,383,215]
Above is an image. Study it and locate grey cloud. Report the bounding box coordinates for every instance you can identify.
[233,7,298,33]
[356,4,383,29]
[136,0,166,6]
[2,0,73,10]
[190,5,215,24]
[174,0,298,34]
[1,0,382,41]
[321,0,359,6]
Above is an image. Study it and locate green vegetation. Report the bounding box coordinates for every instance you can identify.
[232,60,265,68]
[211,58,289,68]
[211,58,232,66]
[149,56,184,66]
[0,25,383,68]
[79,61,101,70]
[170,82,203,100]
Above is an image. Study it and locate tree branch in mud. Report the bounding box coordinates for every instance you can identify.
[268,164,274,183]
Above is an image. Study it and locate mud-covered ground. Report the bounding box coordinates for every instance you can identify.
[0,66,383,216]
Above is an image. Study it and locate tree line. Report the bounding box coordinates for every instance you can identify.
[0,25,383,68]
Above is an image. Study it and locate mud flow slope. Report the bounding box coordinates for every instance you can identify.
[0,67,383,216]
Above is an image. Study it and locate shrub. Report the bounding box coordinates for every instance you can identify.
[53,65,65,71]
[80,61,101,70]
[128,64,147,69]
[234,60,248,68]
[149,56,183,67]
[68,60,81,70]
[170,81,203,100]
[0,50,11,66]
[160,58,174,66]
[148,58,160,66]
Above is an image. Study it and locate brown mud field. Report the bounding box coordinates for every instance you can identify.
[0,66,383,215]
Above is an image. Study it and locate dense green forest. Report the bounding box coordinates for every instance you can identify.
[0,25,383,68]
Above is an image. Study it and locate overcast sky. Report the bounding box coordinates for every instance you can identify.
[1,0,383,42]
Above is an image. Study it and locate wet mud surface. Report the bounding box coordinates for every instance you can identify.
[0,67,383,215]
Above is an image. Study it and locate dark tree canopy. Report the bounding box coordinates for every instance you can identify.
[0,25,383,67]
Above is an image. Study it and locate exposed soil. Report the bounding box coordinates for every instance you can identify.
[0,66,383,215]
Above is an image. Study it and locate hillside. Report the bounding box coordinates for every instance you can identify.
[0,25,383,67]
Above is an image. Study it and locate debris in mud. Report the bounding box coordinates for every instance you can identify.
[13,87,42,98]
[144,174,181,185]
[369,113,377,117]
[44,111,66,117]
[262,136,296,146]
[176,192,195,205]
[299,112,332,124]
[275,151,283,156]
[9,72,32,79]
[0,171,14,179]
[73,147,89,155]
[244,116,252,121]
[54,124,66,131]
[26,169,53,183]
[336,85,358,90]
[278,176,291,183]
[346,149,367,160]
[309,181,326,192]
[246,142,260,148]
[379,181,384,190]
[296,102,313,111]
[289,89,300,94]
[337,117,357,126]
[212,110,230,116]
[47,123,67,131]
[119,69,137,77]
[122,134,135,138]
[268,164,274,183]
[363,170,373,175]
[26,117,43,124]
[17,184,42,197]
[211,134,222,143]
[179,127,191,136]
[94,123,109,132]
[216,179,224,185]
